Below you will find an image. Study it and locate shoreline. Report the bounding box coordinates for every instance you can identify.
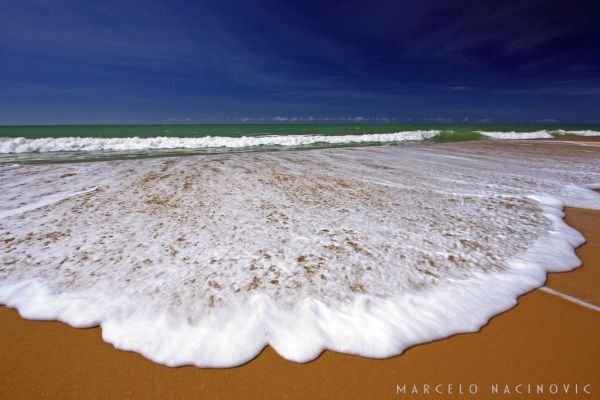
[1,208,599,399]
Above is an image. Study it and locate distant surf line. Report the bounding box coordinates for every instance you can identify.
[0,129,599,155]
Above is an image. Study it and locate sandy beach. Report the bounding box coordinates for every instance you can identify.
[0,141,598,399]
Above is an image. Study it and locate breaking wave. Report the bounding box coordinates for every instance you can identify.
[0,131,440,154]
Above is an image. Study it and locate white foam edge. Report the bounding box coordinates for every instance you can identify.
[0,193,586,368]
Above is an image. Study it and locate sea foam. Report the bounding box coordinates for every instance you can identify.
[0,141,599,367]
[477,130,555,139]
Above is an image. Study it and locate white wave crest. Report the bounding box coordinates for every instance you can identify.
[0,131,440,153]
[477,130,554,139]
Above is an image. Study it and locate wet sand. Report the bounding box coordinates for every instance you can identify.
[0,205,598,399]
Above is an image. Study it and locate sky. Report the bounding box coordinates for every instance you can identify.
[1,0,599,124]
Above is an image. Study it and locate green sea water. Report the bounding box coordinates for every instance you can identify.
[0,123,598,139]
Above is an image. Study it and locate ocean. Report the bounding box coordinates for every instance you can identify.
[0,123,599,164]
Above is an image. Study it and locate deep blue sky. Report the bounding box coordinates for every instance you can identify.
[1,0,599,124]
